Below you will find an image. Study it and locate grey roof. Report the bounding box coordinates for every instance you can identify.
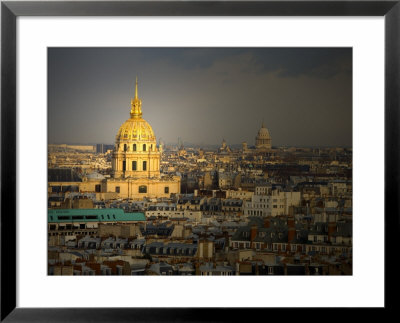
[48,168,82,182]
[332,222,352,237]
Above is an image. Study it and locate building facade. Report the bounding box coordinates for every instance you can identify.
[244,189,301,217]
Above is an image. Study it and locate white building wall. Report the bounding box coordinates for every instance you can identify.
[244,191,301,217]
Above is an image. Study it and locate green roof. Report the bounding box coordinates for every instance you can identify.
[48,208,146,223]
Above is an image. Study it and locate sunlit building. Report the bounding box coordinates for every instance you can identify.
[106,79,180,199]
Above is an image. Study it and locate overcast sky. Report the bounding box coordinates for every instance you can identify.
[48,47,352,147]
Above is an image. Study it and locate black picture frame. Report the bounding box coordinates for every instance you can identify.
[1,0,398,321]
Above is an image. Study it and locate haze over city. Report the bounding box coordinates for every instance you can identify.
[48,47,352,147]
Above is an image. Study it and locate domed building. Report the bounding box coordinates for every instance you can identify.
[112,79,160,179]
[255,121,272,150]
[106,79,180,199]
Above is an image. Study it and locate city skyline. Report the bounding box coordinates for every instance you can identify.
[48,47,352,147]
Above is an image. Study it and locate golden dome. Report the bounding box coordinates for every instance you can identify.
[116,118,156,142]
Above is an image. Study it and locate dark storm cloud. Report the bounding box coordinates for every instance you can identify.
[131,48,351,78]
[48,47,352,147]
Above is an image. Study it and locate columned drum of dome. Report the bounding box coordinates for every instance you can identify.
[255,121,272,150]
[112,78,161,179]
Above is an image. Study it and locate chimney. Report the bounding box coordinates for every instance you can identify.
[287,215,296,243]
[263,216,271,228]
[250,225,258,242]
[287,216,295,229]
[288,227,296,243]
[328,222,336,242]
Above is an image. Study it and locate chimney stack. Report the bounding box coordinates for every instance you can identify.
[328,222,336,242]
[287,216,296,243]
[250,225,258,242]
[263,216,271,228]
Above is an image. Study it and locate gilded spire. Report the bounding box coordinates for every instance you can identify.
[135,76,138,99]
[130,77,142,118]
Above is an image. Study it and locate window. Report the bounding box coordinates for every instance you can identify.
[123,161,126,171]
[132,161,137,171]
[95,184,101,193]
[143,144,146,151]
[124,144,127,151]
[143,161,147,171]
[133,144,136,151]
[164,186,169,194]
[116,186,120,193]
[139,185,147,193]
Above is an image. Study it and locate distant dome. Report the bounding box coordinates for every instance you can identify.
[255,122,272,150]
[257,126,271,139]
